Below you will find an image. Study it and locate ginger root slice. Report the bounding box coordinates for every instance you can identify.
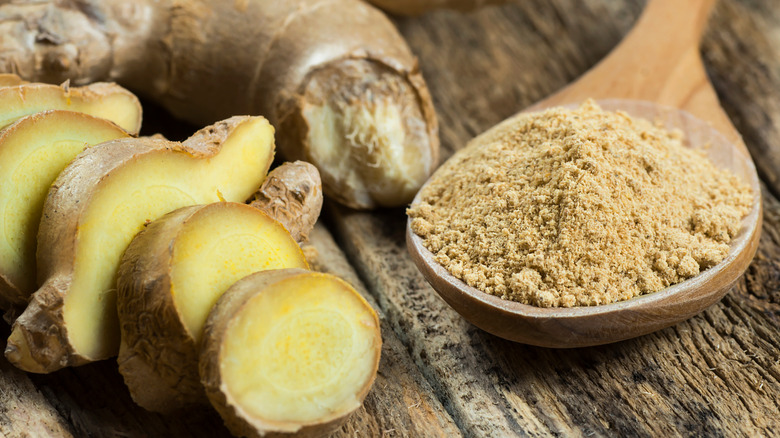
[0,0,438,209]
[5,116,275,373]
[250,161,323,244]
[364,0,507,16]
[200,269,381,438]
[0,73,27,87]
[0,110,130,312]
[288,58,436,208]
[117,202,308,413]
[0,82,141,134]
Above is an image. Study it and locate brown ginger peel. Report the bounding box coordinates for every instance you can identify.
[250,161,323,244]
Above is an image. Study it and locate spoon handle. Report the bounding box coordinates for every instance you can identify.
[531,0,744,148]
[638,0,716,50]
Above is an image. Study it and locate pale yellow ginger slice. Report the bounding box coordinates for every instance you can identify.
[0,82,141,134]
[0,73,27,87]
[0,110,129,310]
[200,269,381,438]
[117,202,308,413]
[5,116,275,373]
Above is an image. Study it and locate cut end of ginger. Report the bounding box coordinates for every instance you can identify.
[13,115,275,373]
[297,58,436,209]
[0,110,129,305]
[0,82,142,134]
[200,269,381,437]
[117,202,308,413]
[171,203,309,344]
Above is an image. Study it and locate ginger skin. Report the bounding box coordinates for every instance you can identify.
[0,0,439,209]
[250,161,323,244]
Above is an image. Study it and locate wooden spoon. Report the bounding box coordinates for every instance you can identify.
[406,0,762,348]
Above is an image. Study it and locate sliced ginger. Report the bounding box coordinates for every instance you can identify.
[0,110,129,309]
[5,116,275,373]
[298,59,436,208]
[200,269,381,437]
[250,161,323,244]
[0,73,27,87]
[117,202,308,413]
[0,81,141,134]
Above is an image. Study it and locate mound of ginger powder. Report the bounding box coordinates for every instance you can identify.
[407,100,753,307]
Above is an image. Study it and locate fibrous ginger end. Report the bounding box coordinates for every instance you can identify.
[408,100,753,307]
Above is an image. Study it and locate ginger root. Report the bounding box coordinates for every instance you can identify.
[5,116,275,373]
[0,110,129,311]
[200,269,381,438]
[0,73,27,87]
[117,202,308,413]
[0,81,141,134]
[0,0,439,209]
[250,161,323,244]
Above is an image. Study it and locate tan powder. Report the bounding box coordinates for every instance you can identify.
[408,101,753,307]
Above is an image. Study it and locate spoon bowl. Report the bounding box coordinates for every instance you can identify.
[406,99,762,347]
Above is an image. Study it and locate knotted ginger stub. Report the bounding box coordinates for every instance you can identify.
[408,101,753,307]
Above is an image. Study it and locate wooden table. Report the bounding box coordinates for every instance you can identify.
[2,0,779,436]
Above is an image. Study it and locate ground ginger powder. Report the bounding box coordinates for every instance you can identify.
[408,101,753,307]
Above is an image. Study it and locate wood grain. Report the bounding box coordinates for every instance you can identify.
[329,0,780,435]
[2,0,780,436]
[0,344,73,438]
[703,0,780,197]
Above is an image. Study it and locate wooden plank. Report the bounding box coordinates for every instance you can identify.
[0,340,73,438]
[1,0,778,436]
[327,0,780,435]
[330,164,780,436]
[308,225,461,437]
[703,0,780,197]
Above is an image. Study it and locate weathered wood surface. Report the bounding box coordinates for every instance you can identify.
[331,0,780,435]
[2,0,780,436]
